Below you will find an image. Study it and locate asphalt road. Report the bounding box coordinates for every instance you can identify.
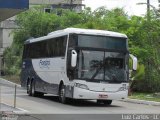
[1,79,160,115]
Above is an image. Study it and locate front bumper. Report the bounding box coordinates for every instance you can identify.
[73,87,128,100]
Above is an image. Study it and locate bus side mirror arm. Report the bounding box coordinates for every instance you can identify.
[129,54,138,71]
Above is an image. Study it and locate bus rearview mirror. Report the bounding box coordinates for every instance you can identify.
[71,50,77,68]
[129,54,137,71]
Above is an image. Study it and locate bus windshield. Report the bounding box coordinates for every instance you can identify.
[68,34,128,82]
[77,50,127,82]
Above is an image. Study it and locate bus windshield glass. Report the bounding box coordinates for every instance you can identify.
[69,34,128,82]
[77,50,127,82]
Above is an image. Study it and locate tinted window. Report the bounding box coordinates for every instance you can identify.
[78,35,127,50]
[48,36,67,57]
[68,34,78,48]
[23,36,67,59]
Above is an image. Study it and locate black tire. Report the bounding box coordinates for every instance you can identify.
[35,92,44,97]
[30,80,35,96]
[59,84,66,104]
[27,80,30,94]
[97,100,103,104]
[30,80,44,97]
[103,100,112,105]
[27,80,32,96]
[97,100,112,105]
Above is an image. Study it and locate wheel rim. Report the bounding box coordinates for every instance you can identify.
[27,83,30,94]
[60,87,65,100]
[31,82,34,95]
[59,85,66,103]
[31,81,35,96]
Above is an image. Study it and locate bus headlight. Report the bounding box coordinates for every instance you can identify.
[75,83,89,90]
[118,84,128,91]
[118,87,126,91]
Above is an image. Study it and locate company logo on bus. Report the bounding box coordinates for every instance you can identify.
[39,60,50,69]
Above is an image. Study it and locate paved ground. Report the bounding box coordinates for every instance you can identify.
[1,78,160,115]
[0,103,20,111]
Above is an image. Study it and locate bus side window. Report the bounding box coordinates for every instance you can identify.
[47,36,67,57]
[68,34,77,48]
[63,36,67,55]
[25,44,30,59]
[58,36,67,57]
[47,38,56,57]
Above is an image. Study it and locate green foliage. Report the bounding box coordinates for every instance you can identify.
[133,64,145,80]
[3,6,160,92]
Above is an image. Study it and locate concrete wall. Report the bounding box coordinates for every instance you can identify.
[2,29,14,48]
[0,19,19,74]
[0,18,17,53]
[0,20,16,74]
[29,0,82,5]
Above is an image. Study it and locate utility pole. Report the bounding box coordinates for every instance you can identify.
[158,0,160,12]
[147,0,150,21]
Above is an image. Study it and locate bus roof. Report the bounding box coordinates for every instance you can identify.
[25,28,127,44]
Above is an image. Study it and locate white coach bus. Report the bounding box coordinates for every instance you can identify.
[21,28,137,105]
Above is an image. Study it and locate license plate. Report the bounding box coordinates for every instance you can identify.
[99,94,108,98]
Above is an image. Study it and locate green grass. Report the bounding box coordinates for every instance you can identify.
[1,75,20,84]
[129,92,160,102]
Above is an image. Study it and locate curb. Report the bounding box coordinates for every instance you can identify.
[0,79,28,114]
[0,78,21,88]
[0,103,29,114]
[120,98,160,106]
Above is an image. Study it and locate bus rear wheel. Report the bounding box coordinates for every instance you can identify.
[28,80,35,96]
[27,80,32,96]
[59,84,66,104]
[28,80,44,97]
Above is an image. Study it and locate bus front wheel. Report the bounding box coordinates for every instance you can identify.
[103,100,112,105]
[59,84,66,104]
[97,100,112,105]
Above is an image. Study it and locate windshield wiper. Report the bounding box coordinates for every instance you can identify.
[91,61,104,80]
[111,74,118,82]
